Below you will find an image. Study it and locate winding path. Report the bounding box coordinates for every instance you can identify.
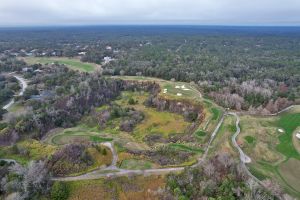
[3,106,293,183]
[2,74,28,110]
[228,112,251,163]
[52,113,227,181]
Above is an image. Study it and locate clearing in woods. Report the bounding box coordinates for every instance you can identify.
[22,57,99,72]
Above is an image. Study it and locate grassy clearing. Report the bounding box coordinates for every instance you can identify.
[239,106,300,198]
[109,91,191,140]
[119,158,156,170]
[45,124,113,145]
[210,107,221,120]
[112,75,201,101]
[22,57,98,72]
[133,108,189,139]
[209,115,237,157]
[279,158,300,192]
[239,115,283,163]
[199,101,223,136]
[169,143,204,154]
[65,175,166,200]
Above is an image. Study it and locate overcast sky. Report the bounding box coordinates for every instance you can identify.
[1,0,300,26]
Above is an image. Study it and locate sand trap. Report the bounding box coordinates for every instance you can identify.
[278,128,284,133]
[175,86,180,89]
[177,93,182,96]
[296,133,300,139]
[163,89,168,93]
[181,85,186,89]
[183,88,190,91]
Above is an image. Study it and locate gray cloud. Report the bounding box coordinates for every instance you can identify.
[0,0,300,26]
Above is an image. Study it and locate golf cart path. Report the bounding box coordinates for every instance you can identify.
[52,113,226,181]
[2,74,28,110]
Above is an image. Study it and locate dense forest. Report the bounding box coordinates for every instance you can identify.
[0,26,299,112]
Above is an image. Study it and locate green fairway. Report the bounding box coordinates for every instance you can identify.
[111,75,202,101]
[276,113,300,160]
[22,57,98,72]
[169,143,204,153]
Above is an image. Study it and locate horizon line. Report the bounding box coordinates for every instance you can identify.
[1,24,300,29]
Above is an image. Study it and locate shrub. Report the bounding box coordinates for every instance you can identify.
[128,97,136,105]
[51,182,69,200]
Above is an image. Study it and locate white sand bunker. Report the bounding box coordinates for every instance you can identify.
[296,133,300,139]
[177,93,182,96]
[183,88,190,91]
[163,88,168,93]
[175,85,180,89]
[278,128,284,133]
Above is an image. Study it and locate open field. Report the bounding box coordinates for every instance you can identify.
[22,57,99,72]
[238,105,300,198]
[65,175,166,200]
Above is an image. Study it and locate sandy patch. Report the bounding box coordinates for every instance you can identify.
[278,128,284,133]
[176,93,182,96]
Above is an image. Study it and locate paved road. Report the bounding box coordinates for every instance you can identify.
[202,114,225,160]
[2,74,28,110]
[101,142,118,170]
[228,112,251,163]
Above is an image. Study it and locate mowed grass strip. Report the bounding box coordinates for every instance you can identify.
[169,143,204,153]
[210,107,221,120]
[119,159,155,170]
